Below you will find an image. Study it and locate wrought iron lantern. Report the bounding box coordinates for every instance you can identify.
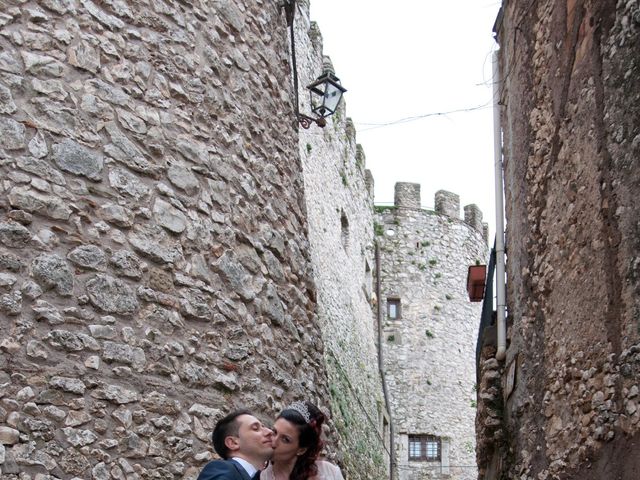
[307,68,347,119]
[283,0,347,129]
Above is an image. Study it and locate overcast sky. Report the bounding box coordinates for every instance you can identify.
[309,1,502,239]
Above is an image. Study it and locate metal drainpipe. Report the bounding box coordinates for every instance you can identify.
[493,51,507,361]
[375,241,395,480]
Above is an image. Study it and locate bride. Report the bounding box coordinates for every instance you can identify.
[261,401,344,480]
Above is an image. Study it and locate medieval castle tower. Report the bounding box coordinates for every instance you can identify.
[376,184,487,480]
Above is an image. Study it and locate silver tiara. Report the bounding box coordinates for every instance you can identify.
[286,401,311,423]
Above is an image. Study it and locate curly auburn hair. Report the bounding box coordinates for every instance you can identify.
[278,401,325,480]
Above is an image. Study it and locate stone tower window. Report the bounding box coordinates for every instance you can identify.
[340,211,349,250]
[387,298,401,319]
[364,261,372,300]
[408,434,441,461]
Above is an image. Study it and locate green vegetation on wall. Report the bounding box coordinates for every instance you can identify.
[374,205,395,214]
[326,352,387,480]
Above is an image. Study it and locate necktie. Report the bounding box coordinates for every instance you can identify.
[252,472,261,480]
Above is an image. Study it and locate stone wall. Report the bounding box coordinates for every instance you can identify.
[474,347,504,480]
[477,1,640,479]
[0,1,332,478]
[293,2,389,478]
[375,184,487,480]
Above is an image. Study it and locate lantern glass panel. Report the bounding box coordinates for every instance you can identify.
[322,81,343,114]
[308,74,346,118]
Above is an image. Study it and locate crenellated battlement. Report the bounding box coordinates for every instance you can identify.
[435,189,460,218]
[394,182,421,209]
[392,183,488,240]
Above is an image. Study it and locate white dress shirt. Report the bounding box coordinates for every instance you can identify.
[231,457,258,479]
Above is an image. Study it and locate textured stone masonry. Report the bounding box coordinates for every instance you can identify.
[0,1,332,478]
[477,2,640,479]
[294,1,389,477]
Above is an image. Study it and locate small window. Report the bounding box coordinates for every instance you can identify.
[387,298,400,319]
[340,211,349,249]
[363,261,372,300]
[408,435,441,461]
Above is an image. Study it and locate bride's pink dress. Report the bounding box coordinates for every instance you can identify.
[261,460,344,480]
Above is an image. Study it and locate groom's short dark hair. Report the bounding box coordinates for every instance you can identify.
[212,409,253,459]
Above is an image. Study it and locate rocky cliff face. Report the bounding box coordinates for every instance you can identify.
[0,1,331,478]
[478,1,640,479]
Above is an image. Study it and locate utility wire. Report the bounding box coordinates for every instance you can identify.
[354,102,492,132]
[352,0,537,136]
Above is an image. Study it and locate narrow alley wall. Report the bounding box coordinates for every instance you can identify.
[0,1,331,478]
[293,2,390,478]
[477,1,640,479]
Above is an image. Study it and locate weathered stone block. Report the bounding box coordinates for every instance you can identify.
[0,83,16,114]
[46,330,100,352]
[80,0,125,30]
[62,427,97,447]
[65,410,92,427]
[31,253,74,296]
[0,290,23,316]
[214,251,264,301]
[59,448,91,475]
[153,198,187,233]
[26,340,48,360]
[31,300,64,324]
[0,250,24,271]
[98,203,134,228]
[0,426,20,445]
[90,384,139,404]
[102,341,146,371]
[141,391,181,415]
[49,376,86,395]
[67,244,107,271]
[128,228,184,265]
[86,274,138,315]
[8,187,72,220]
[0,273,17,290]
[16,157,65,186]
[108,250,143,280]
[0,222,31,248]
[105,122,163,177]
[108,167,150,200]
[52,138,104,181]
[0,51,21,74]
[179,288,213,320]
[0,117,26,150]
[167,164,199,195]
[68,40,100,73]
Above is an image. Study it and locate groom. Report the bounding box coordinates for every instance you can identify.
[197,409,274,480]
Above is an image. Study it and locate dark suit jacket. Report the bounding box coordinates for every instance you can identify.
[197,459,255,480]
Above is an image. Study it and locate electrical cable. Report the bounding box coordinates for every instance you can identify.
[350,1,539,134]
[354,102,492,132]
